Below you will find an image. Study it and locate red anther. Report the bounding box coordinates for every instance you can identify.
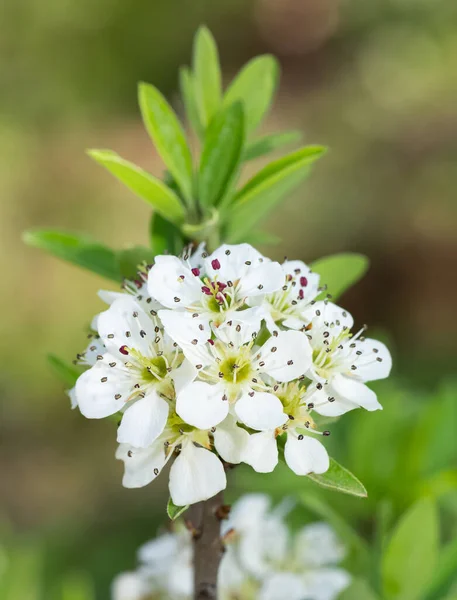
[211,259,221,270]
[300,276,308,287]
[119,345,129,355]
[216,293,225,304]
[217,282,227,291]
[207,339,215,346]
[201,286,212,295]
[298,288,304,300]
[191,268,200,277]
[134,279,143,289]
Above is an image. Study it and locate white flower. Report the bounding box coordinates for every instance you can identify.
[75,296,196,448]
[147,243,284,326]
[251,259,321,331]
[116,426,227,506]
[158,309,312,431]
[111,572,150,600]
[242,382,330,476]
[302,301,392,416]
[67,332,105,409]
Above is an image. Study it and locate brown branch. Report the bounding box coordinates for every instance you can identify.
[190,491,225,600]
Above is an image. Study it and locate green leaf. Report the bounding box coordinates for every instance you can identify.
[382,498,439,600]
[224,55,279,132]
[199,102,245,209]
[23,229,121,281]
[245,231,282,246]
[138,82,194,205]
[150,213,184,256]
[62,573,95,600]
[47,354,81,387]
[311,253,369,300]
[424,536,457,600]
[339,580,380,600]
[88,150,185,225]
[226,146,326,242]
[167,498,189,521]
[243,130,302,161]
[307,458,368,498]
[193,26,222,127]
[179,67,204,138]
[116,246,155,280]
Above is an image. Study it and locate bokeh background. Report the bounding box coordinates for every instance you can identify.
[1,0,456,598]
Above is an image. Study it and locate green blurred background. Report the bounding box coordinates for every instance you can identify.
[1,0,456,598]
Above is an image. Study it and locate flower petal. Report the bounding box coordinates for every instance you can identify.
[213,307,263,346]
[148,255,202,308]
[117,390,169,448]
[235,391,287,431]
[329,373,382,411]
[116,441,170,488]
[176,381,229,429]
[301,568,351,600]
[169,442,226,506]
[259,330,312,382]
[308,385,358,417]
[97,296,157,358]
[260,573,307,600]
[284,434,329,475]
[238,261,284,297]
[111,572,150,600]
[294,523,346,568]
[242,431,278,473]
[67,386,78,409]
[76,356,131,418]
[213,415,250,464]
[170,358,197,395]
[158,310,212,365]
[352,338,392,381]
[205,243,266,283]
[302,301,354,331]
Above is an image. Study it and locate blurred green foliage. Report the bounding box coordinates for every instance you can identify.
[1,0,457,598]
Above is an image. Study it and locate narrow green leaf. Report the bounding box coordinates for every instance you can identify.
[193,26,222,127]
[425,536,457,600]
[138,82,194,204]
[48,354,81,387]
[311,253,369,300]
[116,246,155,280]
[245,231,282,246]
[243,130,302,161]
[88,150,185,225]
[307,458,368,498]
[226,146,326,242]
[382,498,439,600]
[179,67,204,138]
[224,55,279,132]
[150,213,184,256]
[339,580,380,600]
[167,498,189,521]
[199,102,245,209]
[23,229,121,281]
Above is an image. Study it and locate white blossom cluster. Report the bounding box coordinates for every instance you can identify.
[112,493,351,600]
[73,244,391,506]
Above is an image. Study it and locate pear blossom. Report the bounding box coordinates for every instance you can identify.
[158,309,312,431]
[147,243,284,326]
[301,301,392,416]
[76,295,196,448]
[67,331,105,409]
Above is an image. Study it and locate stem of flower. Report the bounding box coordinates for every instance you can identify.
[191,491,225,600]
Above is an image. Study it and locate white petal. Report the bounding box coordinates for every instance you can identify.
[98,296,157,358]
[138,532,180,568]
[260,573,307,600]
[224,493,271,533]
[259,330,312,382]
[235,391,287,431]
[282,316,305,330]
[170,359,197,395]
[353,338,392,381]
[116,441,170,488]
[98,289,126,306]
[158,310,212,365]
[205,243,266,283]
[218,550,247,591]
[308,385,358,417]
[67,386,78,409]
[147,255,202,308]
[302,301,354,331]
[188,242,208,270]
[284,434,329,475]
[176,381,229,429]
[169,442,226,506]
[111,572,150,600]
[213,307,263,346]
[117,390,169,448]
[242,431,278,473]
[301,568,351,600]
[294,523,346,567]
[76,357,131,418]
[238,261,284,297]
[213,415,250,464]
[329,373,382,411]
[81,335,105,366]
